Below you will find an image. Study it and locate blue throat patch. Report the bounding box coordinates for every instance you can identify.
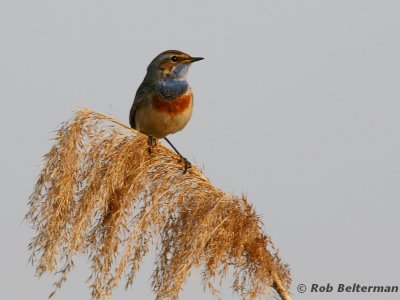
[157,78,188,100]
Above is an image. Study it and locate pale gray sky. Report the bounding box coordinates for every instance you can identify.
[1,1,400,299]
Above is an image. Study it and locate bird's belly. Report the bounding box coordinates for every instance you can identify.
[135,95,193,139]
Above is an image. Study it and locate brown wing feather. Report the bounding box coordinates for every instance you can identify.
[129,80,149,129]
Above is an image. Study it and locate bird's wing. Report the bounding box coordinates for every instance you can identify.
[129,81,149,129]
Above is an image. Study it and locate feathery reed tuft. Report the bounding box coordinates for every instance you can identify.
[26,108,291,300]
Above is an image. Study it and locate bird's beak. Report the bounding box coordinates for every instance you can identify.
[189,57,204,63]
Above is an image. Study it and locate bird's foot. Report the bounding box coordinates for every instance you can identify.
[180,156,192,174]
[162,137,191,174]
[147,136,157,153]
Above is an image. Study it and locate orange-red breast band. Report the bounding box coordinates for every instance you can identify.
[153,94,192,115]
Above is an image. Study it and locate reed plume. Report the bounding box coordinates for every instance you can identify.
[26,108,291,300]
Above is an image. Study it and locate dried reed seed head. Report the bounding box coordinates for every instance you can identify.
[26,108,291,300]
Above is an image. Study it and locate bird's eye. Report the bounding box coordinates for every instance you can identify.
[171,56,178,62]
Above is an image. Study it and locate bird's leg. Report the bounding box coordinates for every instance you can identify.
[147,136,157,153]
[164,137,191,174]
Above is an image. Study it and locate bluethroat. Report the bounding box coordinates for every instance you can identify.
[129,50,203,173]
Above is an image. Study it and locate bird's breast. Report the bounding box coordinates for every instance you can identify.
[134,90,193,138]
[152,93,192,115]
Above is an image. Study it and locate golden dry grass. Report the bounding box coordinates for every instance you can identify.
[25,108,291,300]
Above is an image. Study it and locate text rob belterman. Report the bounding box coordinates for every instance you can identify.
[297,283,399,294]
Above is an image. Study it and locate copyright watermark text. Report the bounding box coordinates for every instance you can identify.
[297,283,399,294]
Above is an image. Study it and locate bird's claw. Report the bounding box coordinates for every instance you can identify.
[181,156,191,174]
[147,136,157,153]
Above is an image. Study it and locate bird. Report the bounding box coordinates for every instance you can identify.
[129,50,204,173]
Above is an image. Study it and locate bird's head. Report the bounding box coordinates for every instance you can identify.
[146,50,204,81]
